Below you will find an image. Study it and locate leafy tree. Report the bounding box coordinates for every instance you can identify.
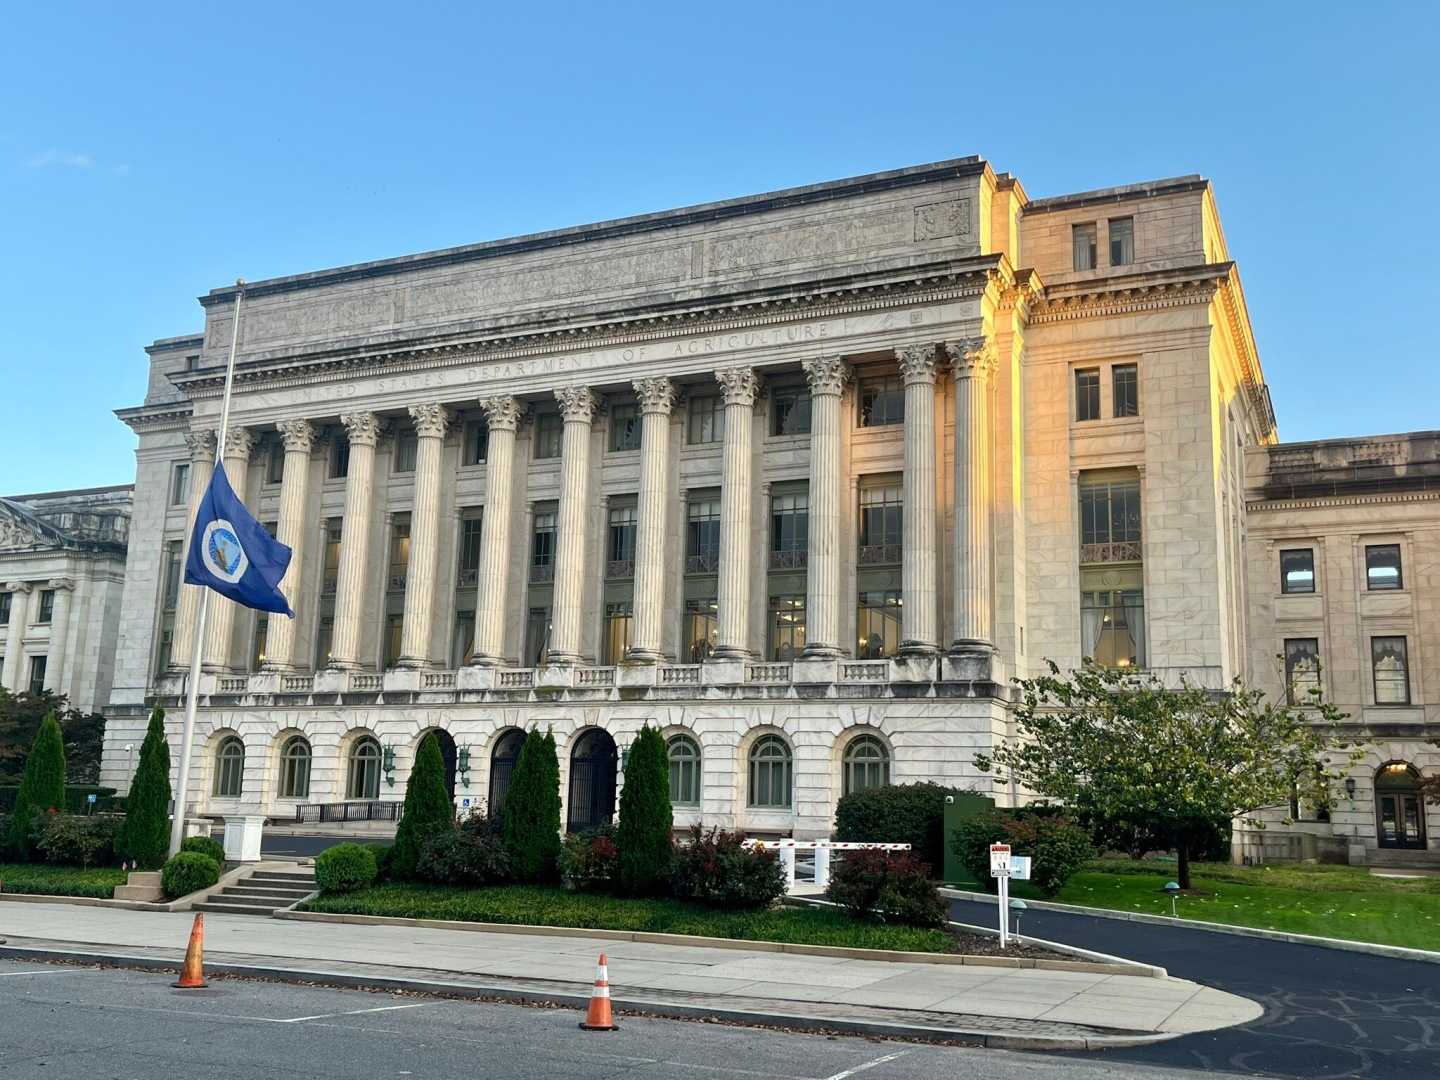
[616,726,673,896]
[502,728,562,883]
[117,707,172,869]
[389,733,455,880]
[0,689,105,786]
[975,662,1363,890]
[3,712,66,860]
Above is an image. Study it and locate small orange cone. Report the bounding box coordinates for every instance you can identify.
[578,952,616,1030]
[173,912,208,988]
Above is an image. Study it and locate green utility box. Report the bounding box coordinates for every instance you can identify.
[942,793,996,888]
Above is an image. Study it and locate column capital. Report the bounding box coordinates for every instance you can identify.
[277,418,318,454]
[896,344,939,386]
[801,355,850,397]
[46,577,75,592]
[5,581,33,595]
[480,395,524,432]
[945,337,997,381]
[341,411,382,447]
[184,429,217,461]
[408,402,452,439]
[632,377,677,415]
[555,386,598,423]
[716,366,760,406]
[221,426,256,461]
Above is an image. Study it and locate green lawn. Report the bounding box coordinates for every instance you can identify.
[301,883,953,953]
[0,863,128,899]
[1006,860,1440,951]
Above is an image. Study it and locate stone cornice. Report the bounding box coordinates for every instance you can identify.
[1246,489,1440,513]
[115,403,194,434]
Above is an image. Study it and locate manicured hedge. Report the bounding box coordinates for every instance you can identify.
[315,842,379,893]
[0,786,118,815]
[161,851,220,899]
[182,835,226,866]
[833,782,976,873]
[0,862,127,899]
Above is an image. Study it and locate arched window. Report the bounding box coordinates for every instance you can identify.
[213,736,245,798]
[1375,761,1426,849]
[488,729,525,814]
[748,734,792,809]
[348,736,382,800]
[842,734,890,797]
[667,734,702,807]
[279,736,311,799]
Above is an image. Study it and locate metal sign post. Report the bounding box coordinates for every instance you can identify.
[989,843,1011,948]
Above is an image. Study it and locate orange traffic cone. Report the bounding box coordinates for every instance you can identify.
[578,952,616,1030]
[173,913,208,989]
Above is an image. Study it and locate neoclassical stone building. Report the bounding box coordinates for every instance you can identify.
[99,155,1291,840]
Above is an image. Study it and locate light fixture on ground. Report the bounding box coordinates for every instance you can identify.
[1009,897,1027,940]
[1164,880,1181,918]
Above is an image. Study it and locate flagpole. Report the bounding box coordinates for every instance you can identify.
[169,279,246,858]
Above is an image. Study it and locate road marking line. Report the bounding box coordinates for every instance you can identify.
[0,968,97,977]
[275,1001,440,1023]
[818,1050,912,1080]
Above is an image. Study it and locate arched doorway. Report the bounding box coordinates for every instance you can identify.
[488,728,525,815]
[567,728,617,833]
[420,728,458,799]
[1375,762,1427,850]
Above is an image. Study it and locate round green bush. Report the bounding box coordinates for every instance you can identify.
[315,842,379,893]
[833,782,978,873]
[826,848,947,928]
[182,835,226,867]
[161,851,220,898]
[952,809,1093,897]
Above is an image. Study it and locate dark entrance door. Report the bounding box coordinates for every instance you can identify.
[422,728,458,799]
[487,729,525,815]
[1376,763,1427,850]
[567,728,618,833]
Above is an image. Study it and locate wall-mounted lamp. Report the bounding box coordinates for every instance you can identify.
[382,744,397,788]
[1344,777,1357,799]
[457,746,472,786]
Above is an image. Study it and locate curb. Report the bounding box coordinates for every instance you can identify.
[276,907,1157,976]
[0,862,273,914]
[0,941,1175,1051]
[942,888,1440,966]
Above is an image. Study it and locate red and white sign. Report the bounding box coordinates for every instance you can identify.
[989,843,1012,877]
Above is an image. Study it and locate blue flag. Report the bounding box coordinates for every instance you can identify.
[183,463,295,617]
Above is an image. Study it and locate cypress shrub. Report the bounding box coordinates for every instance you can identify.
[3,713,67,861]
[502,729,562,883]
[616,726,673,896]
[118,707,172,870]
[388,734,455,881]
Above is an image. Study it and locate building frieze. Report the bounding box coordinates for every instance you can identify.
[114,403,194,434]
[1246,489,1440,513]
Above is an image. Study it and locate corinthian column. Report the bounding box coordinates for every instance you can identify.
[328,412,381,669]
[171,429,216,670]
[262,420,316,671]
[203,426,255,671]
[42,578,76,692]
[946,337,997,652]
[628,378,676,662]
[397,404,452,668]
[714,366,759,659]
[2,582,32,690]
[470,396,523,665]
[549,387,596,665]
[801,356,850,658]
[897,345,940,654]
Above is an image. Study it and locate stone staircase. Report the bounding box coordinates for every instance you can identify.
[193,865,316,916]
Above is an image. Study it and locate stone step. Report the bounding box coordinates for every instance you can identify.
[217,889,309,903]
[193,901,287,916]
[226,882,314,894]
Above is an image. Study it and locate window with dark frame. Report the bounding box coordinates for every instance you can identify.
[330,437,350,480]
[1108,217,1134,266]
[1372,636,1410,705]
[856,590,902,659]
[1075,368,1100,421]
[1073,222,1097,271]
[1284,638,1321,705]
[609,404,641,452]
[1112,363,1138,417]
[667,735,702,807]
[768,594,806,660]
[857,376,904,427]
[602,601,633,664]
[771,387,812,436]
[393,430,418,473]
[0,592,10,626]
[37,590,54,623]
[171,462,191,505]
[531,511,557,580]
[687,395,725,444]
[321,519,342,595]
[533,413,563,459]
[607,505,637,577]
[457,515,483,587]
[266,441,285,484]
[858,484,902,565]
[1366,544,1403,590]
[770,492,809,569]
[686,497,721,573]
[463,420,489,466]
[28,656,46,695]
[683,598,718,663]
[1280,548,1315,594]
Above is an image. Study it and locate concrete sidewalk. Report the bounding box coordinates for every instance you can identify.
[0,901,1262,1049]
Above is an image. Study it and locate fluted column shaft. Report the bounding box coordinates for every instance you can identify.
[947,338,997,651]
[42,578,75,692]
[2,583,32,689]
[549,387,597,664]
[715,367,759,658]
[203,427,255,671]
[801,356,849,658]
[171,431,216,670]
[471,397,522,665]
[262,420,316,670]
[398,405,452,668]
[898,346,940,653]
[629,378,676,662]
[329,412,381,669]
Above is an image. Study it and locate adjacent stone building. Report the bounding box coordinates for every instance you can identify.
[92,154,1436,863]
[1,485,132,715]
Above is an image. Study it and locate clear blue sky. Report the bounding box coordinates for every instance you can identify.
[3,2,1437,493]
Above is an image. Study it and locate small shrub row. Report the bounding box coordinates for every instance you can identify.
[0,786,118,815]
[669,825,787,908]
[832,781,976,872]
[952,809,1093,897]
[0,862,128,899]
[31,812,123,868]
[558,826,619,893]
[826,848,948,928]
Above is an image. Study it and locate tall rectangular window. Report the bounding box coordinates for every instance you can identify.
[1366,544,1403,590]
[768,595,806,660]
[602,601,633,665]
[610,404,641,452]
[1284,638,1321,705]
[607,506,637,578]
[1280,548,1315,594]
[383,613,404,669]
[394,430,418,473]
[857,376,904,427]
[525,607,550,666]
[683,598,718,663]
[1079,474,1142,560]
[388,516,411,592]
[533,413,563,460]
[252,615,269,671]
[457,515,483,588]
[464,420,489,466]
[28,656,47,695]
[688,396,725,444]
[315,617,334,669]
[1075,368,1101,421]
[858,484,902,565]
[770,492,809,569]
[452,611,475,668]
[1073,222,1097,270]
[37,590,55,624]
[686,497,721,573]
[771,387,812,436]
[1372,636,1410,705]
[156,539,183,672]
[0,592,10,626]
[266,441,285,485]
[171,462,191,505]
[857,591,902,659]
[1081,589,1146,668]
[1112,363,1139,417]
[330,437,350,480]
[1108,216,1134,266]
[531,510,557,582]
[322,519,342,595]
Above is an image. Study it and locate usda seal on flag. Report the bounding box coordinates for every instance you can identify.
[184,463,295,616]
